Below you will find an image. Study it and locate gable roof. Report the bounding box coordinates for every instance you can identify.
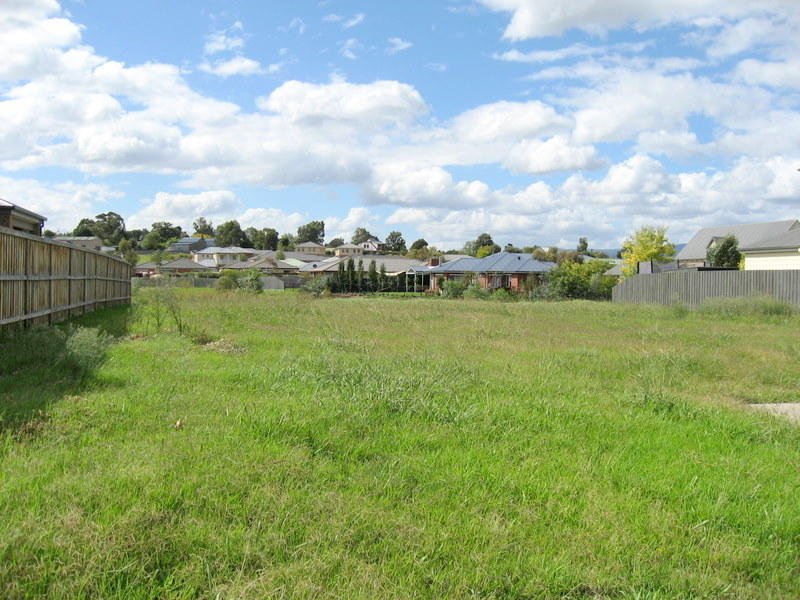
[677,220,798,260]
[426,252,555,274]
[740,227,800,251]
[300,254,424,275]
[159,257,212,270]
[295,241,324,248]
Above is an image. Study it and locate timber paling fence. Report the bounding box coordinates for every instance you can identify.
[612,270,800,307]
[0,226,132,330]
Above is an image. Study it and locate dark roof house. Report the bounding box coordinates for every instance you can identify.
[0,199,46,235]
[677,220,798,263]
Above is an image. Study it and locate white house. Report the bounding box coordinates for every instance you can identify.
[741,227,800,270]
[334,243,364,257]
[192,246,258,267]
[295,241,326,256]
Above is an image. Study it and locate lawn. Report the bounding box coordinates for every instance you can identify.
[1,290,799,598]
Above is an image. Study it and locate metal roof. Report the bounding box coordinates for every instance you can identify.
[159,258,212,270]
[0,198,47,222]
[740,227,800,251]
[425,252,555,274]
[677,220,798,260]
[194,246,256,254]
[300,254,424,275]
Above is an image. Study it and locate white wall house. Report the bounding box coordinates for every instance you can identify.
[193,246,258,267]
[741,228,800,270]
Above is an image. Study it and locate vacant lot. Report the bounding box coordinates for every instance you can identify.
[1,290,799,598]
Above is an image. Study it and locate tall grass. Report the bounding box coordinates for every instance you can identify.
[0,290,799,598]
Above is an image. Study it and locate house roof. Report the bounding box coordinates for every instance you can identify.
[740,227,800,251]
[336,243,363,249]
[195,246,256,254]
[53,236,101,242]
[134,261,159,270]
[300,254,424,276]
[296,241,324,248]
[0,198,47,222]
[677,220,798,260]
[426,252,555,274]
[159,257,212,270]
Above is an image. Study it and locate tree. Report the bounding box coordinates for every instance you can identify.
[368,260,378,292]
[72,218,96,237]
[117,239,138,267]
[384,231,407,254]
[620,226,676,276]
[346,258,356,292]
[296,220,325,245]
[351,227,375,245]
[476,244,499,258]
[548,259,615,300]
[278,233,295,250]
[327,237,345,248]
[43,229,56,238]
[193,217,215,237]
[150,222,183,243]
[577,237,589,253]
[706,235,742,269]
[91,212,127,245]
[141,230,166,251]
[245,227,278,250]
[216,220,248,247]
[464,233,498,256]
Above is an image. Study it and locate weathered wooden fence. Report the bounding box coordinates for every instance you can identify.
[612,270,800,307]
[0,226,132,329]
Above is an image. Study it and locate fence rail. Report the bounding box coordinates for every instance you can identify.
[612,269,800,307]
[0,226,132,329]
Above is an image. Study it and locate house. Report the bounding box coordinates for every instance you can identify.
[424,252,555,292]
[226,254,304,275]
[0,199,46,235]
[192,246,258,267]
[358,239,381,253]
[300,254,424,279]
[677,220,798,268]
[159,257,213,274]
[167,237,215,253]
[53,236,103,251]
[334,243,365,257]
[134,261,159,277]
[295,241,326,256]
[740,227,800,270]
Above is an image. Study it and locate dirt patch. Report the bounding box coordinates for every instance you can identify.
[203,339,245,354]
[749,403,800,423]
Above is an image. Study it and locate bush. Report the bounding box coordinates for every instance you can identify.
[548,260,615,300]
[302,276,331,297]
[463,282,490,300]
[491,288,514,302]
[238,269,263,294]
[63,327,112,374]
[441,278,468,298]
[216,273,238,291]
[699,296,795,318]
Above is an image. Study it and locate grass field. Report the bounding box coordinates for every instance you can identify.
[1,290,800,598]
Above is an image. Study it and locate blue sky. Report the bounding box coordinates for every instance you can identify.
[1,0,799,249]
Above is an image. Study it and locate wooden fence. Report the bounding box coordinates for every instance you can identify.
[612,269,800,307]
[0,226,132,329]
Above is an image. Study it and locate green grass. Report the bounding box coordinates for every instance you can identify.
[1,290,800,598]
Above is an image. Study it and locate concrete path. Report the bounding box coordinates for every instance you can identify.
[749,403,800,423]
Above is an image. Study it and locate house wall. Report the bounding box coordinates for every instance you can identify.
[744,251,800,271]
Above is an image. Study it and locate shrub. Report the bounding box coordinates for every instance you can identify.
[302,276,331,297]
[548,260,615,300]
[463,282,490,300]
[216,273,238,291]
[492,288,514,302]
[441,278,468,298]
[63,327,112,374]
[239,269,263,294]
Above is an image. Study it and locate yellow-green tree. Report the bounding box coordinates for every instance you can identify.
[620,226,676,276]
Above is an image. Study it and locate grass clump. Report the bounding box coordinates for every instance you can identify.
[699,295,795,318]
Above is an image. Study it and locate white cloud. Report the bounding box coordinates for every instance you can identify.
[426,62,447,72]
[386,37,413,54]
[476,0,797,39]
[323,14,343,23]
[735,58,800,89]
[237,207,307,232]
[0,175,121,232]
[203,23,244,55]
[451,100,571,143]
[343,13,365,29]
[285,17,306,35]
[339,38,362,60]
[324,207,378,240]
[127,190,241,230]
[199,56,266,77]
[503,136,604,174]
[258,79,427,128]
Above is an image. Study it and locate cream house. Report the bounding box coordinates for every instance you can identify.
[741,227,800,270]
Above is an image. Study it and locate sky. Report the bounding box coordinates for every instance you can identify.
[1,0,799,250]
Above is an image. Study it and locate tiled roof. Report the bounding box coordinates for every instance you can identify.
[426,252,555,274]
[740,227,800,251]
